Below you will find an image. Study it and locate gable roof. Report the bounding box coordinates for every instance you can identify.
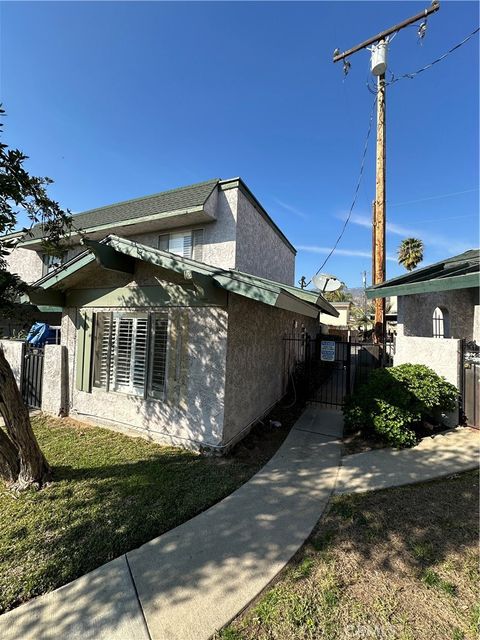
[28,235,338,318]
[26,179,220,241]
[367,249,480,299]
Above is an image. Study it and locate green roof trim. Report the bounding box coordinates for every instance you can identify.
[367,249,480,299]
[27,234,338,318]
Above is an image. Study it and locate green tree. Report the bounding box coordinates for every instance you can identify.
[0,107,71,490]
[397,238,424,271]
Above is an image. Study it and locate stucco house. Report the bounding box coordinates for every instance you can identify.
[367,248,480,427]
[2,178,337,451]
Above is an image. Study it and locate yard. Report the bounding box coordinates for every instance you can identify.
[0,412,295,613]
[220,471,479,640]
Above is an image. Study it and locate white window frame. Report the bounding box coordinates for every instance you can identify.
[158,229,204,261]
[93,311,169,399]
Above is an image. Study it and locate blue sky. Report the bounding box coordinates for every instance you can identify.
[1,1,478,288]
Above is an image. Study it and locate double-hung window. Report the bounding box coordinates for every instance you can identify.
[93,311,169,398]
[158,229,204,261]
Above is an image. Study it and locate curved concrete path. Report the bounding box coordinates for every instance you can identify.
[335,426,479,495]
[0,406,343,640]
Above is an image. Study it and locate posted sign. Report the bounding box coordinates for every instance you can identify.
[320,340,336,362]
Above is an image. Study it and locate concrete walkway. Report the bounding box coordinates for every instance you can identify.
[335,426,479,495]
[0,406,343,640]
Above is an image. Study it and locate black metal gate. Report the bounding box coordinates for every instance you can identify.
[461,340,479,429]
[21,344,44,409]
[283,333,386,409]
[310,338,384,408]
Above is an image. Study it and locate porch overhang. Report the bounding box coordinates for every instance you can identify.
[24,234,337,319]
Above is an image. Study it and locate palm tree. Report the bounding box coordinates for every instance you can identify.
[397,238,424,271]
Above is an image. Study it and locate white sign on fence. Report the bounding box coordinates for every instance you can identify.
[320,340,336,362]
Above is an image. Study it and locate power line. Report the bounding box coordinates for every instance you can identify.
[307,95,377,286]
[389,187,479,208]
[367,27,480,92]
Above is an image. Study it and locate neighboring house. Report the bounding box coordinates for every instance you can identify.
[319,301,353,338]
[1,178,338,451]
[367,248,480,427]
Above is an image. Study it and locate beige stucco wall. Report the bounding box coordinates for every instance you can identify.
[0,339,24,386]
[4,245,43,284]
[320,304,351,328]
[222,294,318,446]
[397,289,478,340]
[62,304,228,450]
[41,345,68,416]
[234,189,295,285]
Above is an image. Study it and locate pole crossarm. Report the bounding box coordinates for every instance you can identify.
[333,1,440,63]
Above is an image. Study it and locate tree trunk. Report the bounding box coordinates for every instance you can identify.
[0,348,51,490]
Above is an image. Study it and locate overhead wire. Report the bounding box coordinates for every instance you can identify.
[306,95,377,286]
[366,26,480,93]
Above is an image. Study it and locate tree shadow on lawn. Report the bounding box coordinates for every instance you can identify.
[310,471,479,580]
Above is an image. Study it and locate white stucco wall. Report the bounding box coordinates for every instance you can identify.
[394,335,461,388]
[62,305,228,450]
[234,189,296,285]
[222,294,318,447]
[0,339,24,387]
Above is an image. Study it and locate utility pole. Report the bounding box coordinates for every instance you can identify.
[333,1,440,344]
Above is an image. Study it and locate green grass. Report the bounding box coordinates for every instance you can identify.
[219,471,479,640]
[0,415,264,613]
[421,568,457,595]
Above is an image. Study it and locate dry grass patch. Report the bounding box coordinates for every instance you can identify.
[220,471,479,640]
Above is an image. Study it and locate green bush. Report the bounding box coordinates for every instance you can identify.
[343,364,458,448]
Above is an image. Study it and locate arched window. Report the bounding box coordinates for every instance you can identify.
[433,307,450,338]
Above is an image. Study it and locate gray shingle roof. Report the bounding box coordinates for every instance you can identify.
[28,179,220,240]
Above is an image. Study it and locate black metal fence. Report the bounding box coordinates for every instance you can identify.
[461,339,479,429]
[21,344,44,409]
[283,332,390,409]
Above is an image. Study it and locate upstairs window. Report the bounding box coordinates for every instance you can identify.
[93,311,169,398]
[42,253,64,276]
[158,229,204,261]
[433,306,450,338]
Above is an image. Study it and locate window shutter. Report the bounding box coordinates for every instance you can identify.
[133,317,148,391]
[158,234,170,251]
[148,313,169,398]
[192,229,204,262]
[113,317,134,391]
[93,313,112,389]
[75,310,93,392]
[182,233,192,258]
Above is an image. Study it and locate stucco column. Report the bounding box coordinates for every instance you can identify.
[42,344,68,416]
[0,339,24,387]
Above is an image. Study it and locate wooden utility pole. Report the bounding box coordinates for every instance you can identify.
[333,1,440,344]
[374,72,386,342]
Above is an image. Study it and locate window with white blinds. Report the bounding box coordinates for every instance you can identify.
[93,312,169,398]
[158,229,204,261]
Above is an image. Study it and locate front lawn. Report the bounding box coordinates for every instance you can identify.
[0,414,271,613]
[220,471,479,640]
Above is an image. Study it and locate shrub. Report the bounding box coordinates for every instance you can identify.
[343,364,458,448]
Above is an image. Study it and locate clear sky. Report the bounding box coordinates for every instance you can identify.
[1,1,478,288]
